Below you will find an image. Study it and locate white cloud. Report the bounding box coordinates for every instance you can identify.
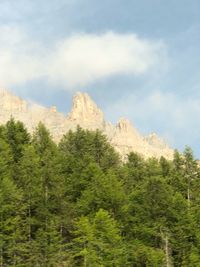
[0,27,166,89]
[47,32,165,87]
[0,26,44,88]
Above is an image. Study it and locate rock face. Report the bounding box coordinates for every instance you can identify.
[0,89,174,159]
[67,92,106,131]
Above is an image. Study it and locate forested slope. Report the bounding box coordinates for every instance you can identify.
[0,118,200,266]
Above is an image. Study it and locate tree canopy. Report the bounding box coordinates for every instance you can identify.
[0,119,200,266]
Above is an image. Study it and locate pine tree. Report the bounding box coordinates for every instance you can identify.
[0,137,26,266]
[77,163,126,220]
[5,118,30,163]
[16,145,42,265]
[71,209,125,266]
[32,123,66,265]
[59,127,120,171]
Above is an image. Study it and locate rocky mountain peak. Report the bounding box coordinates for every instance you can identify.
[67,92,104,124]
[0,89,174,160]
[115,118,141,140]
[0,89,27,112]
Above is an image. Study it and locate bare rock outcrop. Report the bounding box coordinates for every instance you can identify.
[0,89,174,160]
[0,89,27,112]
[66,92,106,131]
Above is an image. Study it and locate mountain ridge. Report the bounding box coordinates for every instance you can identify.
[0,89,174,159]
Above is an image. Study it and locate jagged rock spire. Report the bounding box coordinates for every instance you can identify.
[68,92,104,120]
[66,92,105,130]
[116,118,141,137]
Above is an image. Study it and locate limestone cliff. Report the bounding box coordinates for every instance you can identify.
[66,92,107,131]
[0,89,174,160]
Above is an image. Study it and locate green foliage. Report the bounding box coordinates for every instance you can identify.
[76,164,127,219]
[127,241,165,267]
[0,139,26,266]
[59,126,120,171]
[5,118,30,163]
[0,119,200,266]
[71,209,125,266]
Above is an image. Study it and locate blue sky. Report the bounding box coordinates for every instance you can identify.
[1,0,200,156]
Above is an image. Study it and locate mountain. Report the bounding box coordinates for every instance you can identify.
[0,89,174,159]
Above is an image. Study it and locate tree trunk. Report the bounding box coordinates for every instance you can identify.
[164,235,173,267]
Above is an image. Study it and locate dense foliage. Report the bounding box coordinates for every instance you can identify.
[0,119,200,266]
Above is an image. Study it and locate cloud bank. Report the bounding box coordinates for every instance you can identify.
[0,26,166,89]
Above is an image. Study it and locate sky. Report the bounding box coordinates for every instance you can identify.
[1,0,200,156]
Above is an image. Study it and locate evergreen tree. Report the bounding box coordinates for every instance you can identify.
[77,163,127,220]
[0,138,26,266]
[121,152,146,193]
[5,118,30,163]
[16,145,42,265]
[71,209,125,267]
[59,127,120,171]
[32,123,66,266]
